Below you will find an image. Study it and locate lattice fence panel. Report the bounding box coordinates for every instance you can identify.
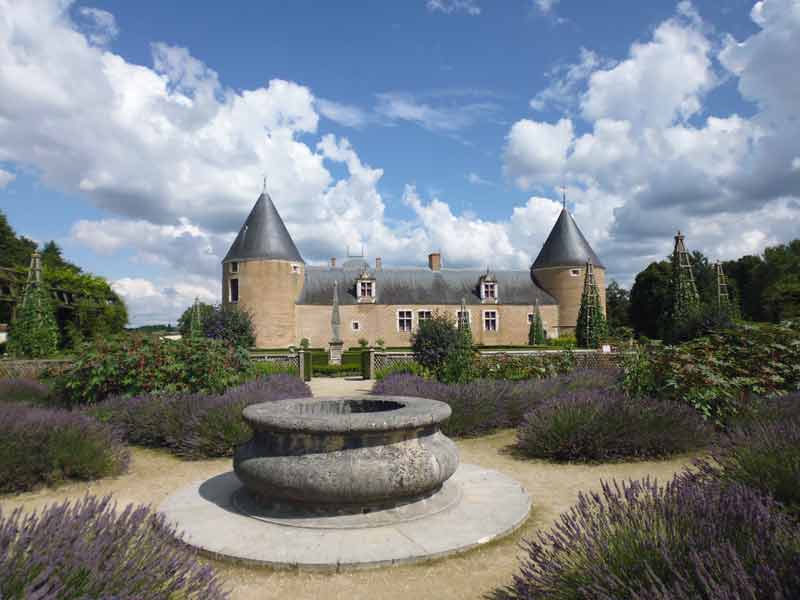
[0,359,74,380]
[373,352,416,373]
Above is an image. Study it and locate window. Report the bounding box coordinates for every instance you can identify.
[482,282,497,299]
[418,310,432,323]
[230,261,239,274]
[291,264,301,273]
[229,278,239,303]
[351,321,360,331]
[483,310,498,332]
[359,280,374,298]
[398,310,413,332]
[456,310,471,328]
[570,268,581,277]
[527,313,534,324]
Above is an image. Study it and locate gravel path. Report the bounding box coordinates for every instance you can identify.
[308,376,373,397]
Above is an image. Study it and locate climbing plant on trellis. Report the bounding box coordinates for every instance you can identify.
[7,253,59,358]
[576,260,608,349]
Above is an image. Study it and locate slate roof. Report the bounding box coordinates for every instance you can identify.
[223,193,304,264]
[532,209,604,269]
[297,266,557,306]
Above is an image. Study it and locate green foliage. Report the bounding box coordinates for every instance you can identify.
[177,301,215,338]
[474,351,577,381]
[375,361,428,381]
[0,210,37,269]
[411,312,460,374]
[621,324,800,422]
[7,282,59,358]
[251,360,298,378]
[299,337,310,349]
[630,260,671,339]
[55,335,252,406]
[358,337,369,348]
[764,276,800,322]
[438,324,476,384]
[575,269,608,349]
[528,303,546,346]
[201,304,256,348]
[605,280,631,330]
[313,363,362,377]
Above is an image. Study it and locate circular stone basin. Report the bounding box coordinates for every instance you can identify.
[233,395,459,509]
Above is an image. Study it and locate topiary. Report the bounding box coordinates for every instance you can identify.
[7,281,59,358]
[411,312,460,375]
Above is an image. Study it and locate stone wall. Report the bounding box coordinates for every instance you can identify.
[295,303,560,348]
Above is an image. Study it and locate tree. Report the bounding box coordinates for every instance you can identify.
[630,261,672,338]
[763,276,800,322]
[605,280,631,332]
[575,262,608,348]
[411,313,459,374]
[528,300,546,345]
[41,241,81,273]
[201,304,255,348]
[189,298,203,338]
[7,255,59,358]
[177,301,214,338]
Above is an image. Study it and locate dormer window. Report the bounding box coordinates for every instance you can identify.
[230,261,239,274]
[356,267,376,303]
[479,271,498,303]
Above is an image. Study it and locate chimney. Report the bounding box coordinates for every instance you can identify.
[375,257,382,271]
[428,252,442,272]
[330,257,337,268]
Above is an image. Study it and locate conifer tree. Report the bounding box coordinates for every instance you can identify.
[576,261,607,348]
[7,252,59,358]
[528,299,546,345]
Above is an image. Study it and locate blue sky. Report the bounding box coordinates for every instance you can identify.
[1,0,798,325]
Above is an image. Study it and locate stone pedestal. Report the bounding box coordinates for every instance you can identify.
[328,340,344,365]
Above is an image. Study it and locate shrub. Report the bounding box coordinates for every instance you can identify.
[473,351,577,381]
[373,370,617,437]
[375,361,428,380]
[0,495,227,599]
[56,335,252,406]
[252,360,298,378]
[202,303,255,348]
[495,477,800,600]
[692,407,800,518]
[517,389,711,462]
[621,324,800,422]
[0,377,52,405]
[0,403,129,493]
[313,364,361,377]
[411,313,460,375]
[90,374,311,459]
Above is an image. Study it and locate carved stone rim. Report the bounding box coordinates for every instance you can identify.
[241,394,452,433]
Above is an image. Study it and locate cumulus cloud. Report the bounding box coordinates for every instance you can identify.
[425,0,481,16]
[466,172,493,186]
[76,6,118,46]
[503,0,800,285]
[112,276,218,326]
[316,98,370,128]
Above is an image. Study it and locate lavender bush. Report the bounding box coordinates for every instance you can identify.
[91,374,311,459]
[373,370,616,437]
[0,377,52,405]
[692,414,800,518]
[494,476,800,599]
[516,389,711,462]
[0,403,129,493]
[0,494,227,599]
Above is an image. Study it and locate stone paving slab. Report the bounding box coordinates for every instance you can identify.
[158,463,531,572]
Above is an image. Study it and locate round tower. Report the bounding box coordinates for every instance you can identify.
[222,192,305,348]
[530,208,606,337]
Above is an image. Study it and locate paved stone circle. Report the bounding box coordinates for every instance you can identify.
[159,463,532,571]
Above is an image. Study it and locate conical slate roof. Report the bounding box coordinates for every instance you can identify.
[532,209,604,269]
[223,193,304,263]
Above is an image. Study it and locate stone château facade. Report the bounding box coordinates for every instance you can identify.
[222,192,606,348]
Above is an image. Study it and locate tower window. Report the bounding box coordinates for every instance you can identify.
[351,321,360,332]
[292,264,301,273]
[230,262,239,274]
[527,313,533,324]
[398,310,413,332]
[229,278,239,303]
[483,310,498,332]
[570,269,581,277]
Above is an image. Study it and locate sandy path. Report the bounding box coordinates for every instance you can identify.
[0,378,695,599]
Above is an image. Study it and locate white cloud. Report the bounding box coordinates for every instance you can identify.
[530,48,608,113]
[504,118,574,188]
[76,6,118,46]
[112,276,217,326]
[316,98,369,128]
[0,168,14,188]
[375,92,499,132]
[535,0,560,15]
[581,6,715,129]
[426,0,481,16]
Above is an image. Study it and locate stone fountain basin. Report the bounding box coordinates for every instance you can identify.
[233,395,459,508]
